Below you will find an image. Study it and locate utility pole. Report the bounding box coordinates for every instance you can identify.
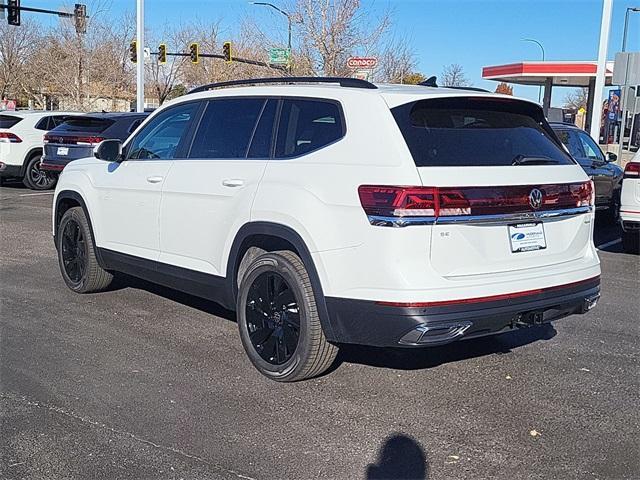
[136,0,144,112]
[522,38,545,104]
[590,0,613,142]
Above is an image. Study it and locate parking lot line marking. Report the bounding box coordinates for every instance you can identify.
[19,192,55,197]
[596,238,622,250]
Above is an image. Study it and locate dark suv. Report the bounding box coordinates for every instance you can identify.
[41,112,148,172]
[551,122,623,220]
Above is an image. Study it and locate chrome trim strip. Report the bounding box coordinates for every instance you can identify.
[367,206,592,227]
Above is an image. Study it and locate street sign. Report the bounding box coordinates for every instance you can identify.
[347,57,377,69]
[269,48,290,66]
[613,52,640,86]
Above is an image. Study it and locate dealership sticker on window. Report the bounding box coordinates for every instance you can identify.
[509,223,547,253]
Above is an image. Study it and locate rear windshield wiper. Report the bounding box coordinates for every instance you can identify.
[511,155,560,166]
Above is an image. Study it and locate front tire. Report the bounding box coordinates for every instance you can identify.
[237,250,338,382]
[22,154,56,190]
[57,207,113,293]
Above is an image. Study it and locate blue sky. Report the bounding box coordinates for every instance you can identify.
[24,0,640,106]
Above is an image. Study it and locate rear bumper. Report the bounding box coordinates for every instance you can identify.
[40,159,69,172]
[0,163,22,177]
[620,209,640,231]
[324,276,600,347]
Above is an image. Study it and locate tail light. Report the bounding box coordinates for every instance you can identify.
[44,134,104,146]
[0,132,22,143]
[624,162,640,178]
[358,181,593,221]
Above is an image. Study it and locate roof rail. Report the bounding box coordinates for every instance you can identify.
[445,86,491,93]
[188,76,377,94]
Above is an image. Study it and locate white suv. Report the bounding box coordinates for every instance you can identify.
[620,150,640,252]
[52,78,601,381]
[0,110,79,189]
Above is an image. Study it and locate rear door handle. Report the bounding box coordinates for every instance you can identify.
[146,176,164,184]
[222,179,245,187]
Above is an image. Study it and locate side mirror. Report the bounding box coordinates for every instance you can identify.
[94,139,123,162]
[605,152,617,163]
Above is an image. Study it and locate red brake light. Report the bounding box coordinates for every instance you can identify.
[359,181,593,219]
[624,162,640,177]
[0,132,22,143]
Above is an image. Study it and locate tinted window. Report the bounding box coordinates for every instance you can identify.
[392,98,574,167]
[188,98,264,159]
[247,99,277,158]
[0,115,22,129]
[577,131,604,162]
[127,118,144,134]
[55,117,115,133]
[555,129,584,159]
[50,116,68,128]
[34,117,50,130]
[128,102,198,160]
[275,99,344,158]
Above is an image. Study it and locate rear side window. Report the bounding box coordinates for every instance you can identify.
[0,115,22,129]
[127,118,144,134]
[275,99,344,158]
[189,98,265,159]
[555,129,584,159]
[54,117,115,134]
[392,98,574,167]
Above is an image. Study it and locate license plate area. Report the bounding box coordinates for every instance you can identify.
[509,222,546,253]
[57,147,69,156]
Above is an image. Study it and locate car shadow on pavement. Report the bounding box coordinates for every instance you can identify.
[366,433,429,479]
[333,324,557,372]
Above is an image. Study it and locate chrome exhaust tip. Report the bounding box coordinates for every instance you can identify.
[399,321,472,345]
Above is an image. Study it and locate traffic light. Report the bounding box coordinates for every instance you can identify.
[129,41,137,63]
[158,43,167,64]
[189,42,199,64]
[223,41,232,63]
[7,0,20,26]
[74,4,87,34]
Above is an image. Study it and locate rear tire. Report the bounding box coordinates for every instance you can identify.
[22,154,56,190]
[57,207,113,293]
[622,230,640,254]
[236,250,338,382]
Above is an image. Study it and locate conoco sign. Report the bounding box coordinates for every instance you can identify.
[346,57,378,69]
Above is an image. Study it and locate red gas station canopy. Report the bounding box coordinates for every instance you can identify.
[482,61,614,87]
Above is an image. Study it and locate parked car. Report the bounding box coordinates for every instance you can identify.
[41,112,149,173]
[620,150,640,253]
[0,110,80,189]
[550,122,623,221]
[53,78,601,382]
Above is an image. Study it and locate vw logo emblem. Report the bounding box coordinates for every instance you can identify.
[529,188,543,209]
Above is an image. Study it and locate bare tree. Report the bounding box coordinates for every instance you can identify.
[0,20,43,103]
[441,63,470,87]
[564,88,588,110]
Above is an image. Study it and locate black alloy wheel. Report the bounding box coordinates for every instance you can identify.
[246,272,300,365]
[60,218,87,285]
[23,155,56,190]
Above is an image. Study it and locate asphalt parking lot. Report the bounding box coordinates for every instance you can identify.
[1,180,638,480]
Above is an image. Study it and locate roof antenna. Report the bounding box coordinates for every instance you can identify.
[419,76,438,87]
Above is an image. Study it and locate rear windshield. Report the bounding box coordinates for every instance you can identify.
[53,117,115,134]
[0,115,22,129]
[391,98,574,167]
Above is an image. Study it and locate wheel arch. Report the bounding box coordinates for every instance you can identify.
[54,190,106,269]
[226,222,336,341]
[20,147,44,177]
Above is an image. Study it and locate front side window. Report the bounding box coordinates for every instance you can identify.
[275,99,344,158]
[188,98,265,159]
[392,98,574,167]
[128,102,198,160]
[577,131,604,162]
